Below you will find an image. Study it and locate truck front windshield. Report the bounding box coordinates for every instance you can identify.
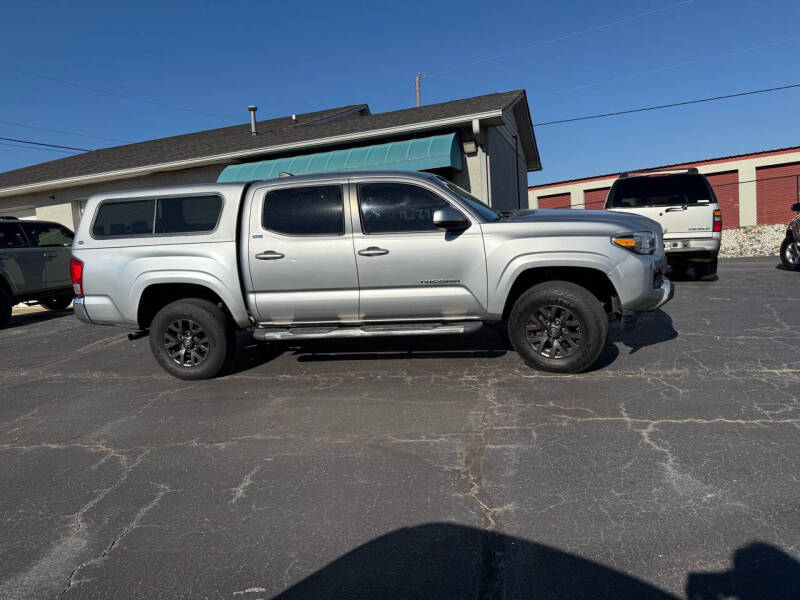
[436,178,502,221]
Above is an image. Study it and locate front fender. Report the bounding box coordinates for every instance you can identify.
[487,250,619,317]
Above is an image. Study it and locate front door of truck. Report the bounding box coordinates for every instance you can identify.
[247,181,359,325]
[352,180,487,321]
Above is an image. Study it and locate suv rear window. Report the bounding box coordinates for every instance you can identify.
[93,195,223,238]
[606,175,715,208]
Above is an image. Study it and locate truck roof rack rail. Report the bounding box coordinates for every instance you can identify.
[619,167,698,178]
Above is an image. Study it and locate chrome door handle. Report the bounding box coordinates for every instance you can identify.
[665,206,687,212]
[358,246,389,257]
[255,251,285,260]
[43,252,58,258]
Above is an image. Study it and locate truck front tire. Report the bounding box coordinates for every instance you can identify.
[508,281,608,374]
[0,289,11,329]
[149,299,231,380]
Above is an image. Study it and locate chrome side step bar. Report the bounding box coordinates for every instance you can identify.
[252,321,483,341]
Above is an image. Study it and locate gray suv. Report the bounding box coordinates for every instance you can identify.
[0,217,74,328]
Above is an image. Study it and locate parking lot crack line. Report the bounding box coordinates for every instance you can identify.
[0,450,151,600]
[229,466,262,505]
[58,481,173,597]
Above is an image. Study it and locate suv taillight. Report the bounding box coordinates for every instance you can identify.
[713,209,722,232]
[70,257,84,298]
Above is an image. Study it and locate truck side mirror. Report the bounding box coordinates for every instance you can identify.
[792,202,800,212]
[433,207,470,231]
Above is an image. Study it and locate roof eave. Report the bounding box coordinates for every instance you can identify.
[0,109,505,198]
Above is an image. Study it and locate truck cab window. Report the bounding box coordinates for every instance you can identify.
[358,183,450,234]
[263,186,344,236]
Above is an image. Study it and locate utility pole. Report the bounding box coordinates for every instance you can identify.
[415,73,423,107]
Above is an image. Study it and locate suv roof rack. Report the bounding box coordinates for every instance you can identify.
[0,216,20,220]
[619,167,698,179]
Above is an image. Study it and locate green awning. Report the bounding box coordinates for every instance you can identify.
[217,133,462,182]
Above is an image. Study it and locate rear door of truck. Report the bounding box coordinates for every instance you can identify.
[605,174,718,243]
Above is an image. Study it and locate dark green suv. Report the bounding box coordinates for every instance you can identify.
[0,217,74,328]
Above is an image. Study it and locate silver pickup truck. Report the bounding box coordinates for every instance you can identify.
[71,171,673,379]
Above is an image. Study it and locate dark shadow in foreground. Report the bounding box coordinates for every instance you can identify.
[272,524,800,600]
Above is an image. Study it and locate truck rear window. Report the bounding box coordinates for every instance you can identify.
[606,175,715,208]
[92,195,222,238]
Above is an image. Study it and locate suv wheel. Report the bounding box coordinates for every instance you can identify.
[149,299,231,380]
[780,236,800,270]
[0,289,11,329]
[694,257,718,281]
[39,296,73,311]
[508,281,608,374]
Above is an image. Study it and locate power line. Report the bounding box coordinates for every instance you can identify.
[428,0,694,77]
[0,136,91,152]
[533,82,800,126]
[531,34,800,100]
[0,119,129,144]
[0,63,240,122]
[0,141,79,154]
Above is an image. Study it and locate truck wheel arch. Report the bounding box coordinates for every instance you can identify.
[501,266,619,321]
[137,283,234,330]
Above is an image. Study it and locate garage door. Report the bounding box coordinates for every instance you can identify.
[537,193,571,209]
[583,187,610,210]
[706,171,739,228]
[757,162,800,225]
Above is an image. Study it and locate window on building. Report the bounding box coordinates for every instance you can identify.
[0,223,27,248]
[20,222,74,247]
[155,195,223,234]
[358,183,450,234]
[262,186,344,236]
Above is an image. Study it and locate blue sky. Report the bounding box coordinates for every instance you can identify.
[0,0,798,184]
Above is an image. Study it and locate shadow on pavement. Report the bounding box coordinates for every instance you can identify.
[273,523,799,600]
[222,312,679,375]
[3,308,73,330]
[609,308,678,355]
[284,325,510,364]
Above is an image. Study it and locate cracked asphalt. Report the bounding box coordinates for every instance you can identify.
[1,256,799,599]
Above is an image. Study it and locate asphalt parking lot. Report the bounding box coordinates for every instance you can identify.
[1,256,798,600]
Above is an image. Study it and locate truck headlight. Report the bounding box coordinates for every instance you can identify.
[612,231,656,255]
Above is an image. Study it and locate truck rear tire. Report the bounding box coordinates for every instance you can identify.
[149,299,231,380]
[508,281,608,374]
[0,289,11,329]
[780,236,800,270]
